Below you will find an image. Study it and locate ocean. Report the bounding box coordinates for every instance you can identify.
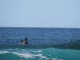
[0,27,80,60]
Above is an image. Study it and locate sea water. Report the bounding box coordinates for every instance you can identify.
[0,27,80,60]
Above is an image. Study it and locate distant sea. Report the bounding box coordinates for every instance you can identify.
[0,27,80,60]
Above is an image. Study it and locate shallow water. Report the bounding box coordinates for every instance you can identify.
[0,48,80,60]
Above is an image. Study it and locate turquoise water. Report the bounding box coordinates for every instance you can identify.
[0,48,80,60]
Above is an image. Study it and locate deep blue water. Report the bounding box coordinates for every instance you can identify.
[0,27,80,46]
[0,27,80,60]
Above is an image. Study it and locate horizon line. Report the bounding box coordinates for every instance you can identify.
[0,26,80,29]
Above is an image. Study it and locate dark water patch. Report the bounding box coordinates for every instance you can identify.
[52,40,80,50]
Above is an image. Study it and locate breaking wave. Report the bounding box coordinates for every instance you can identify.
[0,48,64,60]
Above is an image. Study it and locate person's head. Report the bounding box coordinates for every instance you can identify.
[25,38,27,40]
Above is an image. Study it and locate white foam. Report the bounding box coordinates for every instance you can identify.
[11,51,49,59]
[0,50,49,59]
[0,50,34,58]
[0,51,8,54]
[12,52,49,59]
[0,50,63,60]
[33,50,42,53]
[0,49,63,60]
[52,58,63,60]
[34,54,49,59]
[12,52,33,58]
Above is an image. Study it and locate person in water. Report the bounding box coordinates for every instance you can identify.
[21,38,29,45]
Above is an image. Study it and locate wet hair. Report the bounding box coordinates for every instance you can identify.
[25,38,28,40]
